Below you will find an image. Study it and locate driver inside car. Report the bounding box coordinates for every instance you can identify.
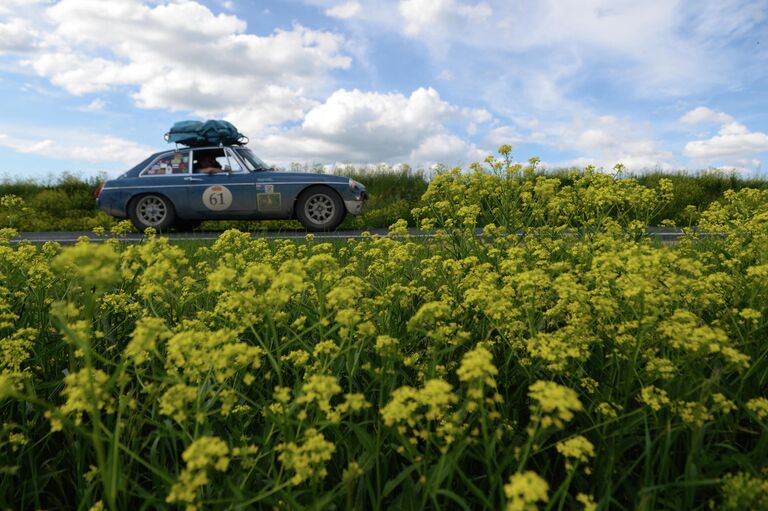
[195,153,223,174]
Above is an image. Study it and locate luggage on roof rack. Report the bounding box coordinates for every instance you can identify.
[164,120,248,147]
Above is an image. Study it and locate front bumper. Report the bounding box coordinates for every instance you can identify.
[344,191,367,215]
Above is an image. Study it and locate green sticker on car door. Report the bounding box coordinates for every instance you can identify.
[257,192,282,212]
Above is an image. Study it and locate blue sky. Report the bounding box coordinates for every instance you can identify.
[0,0,767,179]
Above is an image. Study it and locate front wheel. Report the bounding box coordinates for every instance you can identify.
[128,194,176,233]
[295,186,345,231]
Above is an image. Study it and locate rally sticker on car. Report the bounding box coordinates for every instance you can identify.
[202,185,233,211]
[257,192,281,212]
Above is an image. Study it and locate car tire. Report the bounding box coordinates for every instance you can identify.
[295,186,345,231]
[128,194,176,233]
[173,219,202,232]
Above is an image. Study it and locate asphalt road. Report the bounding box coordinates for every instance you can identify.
[8,227,709,245]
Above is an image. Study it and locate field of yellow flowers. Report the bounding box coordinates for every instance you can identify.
[2,150,768,510]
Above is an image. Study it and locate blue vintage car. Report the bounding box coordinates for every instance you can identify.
[96,145,367,231]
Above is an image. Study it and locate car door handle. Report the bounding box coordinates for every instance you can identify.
[184,177,203,182]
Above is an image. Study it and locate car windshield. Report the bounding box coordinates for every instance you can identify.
[235,148,270,171]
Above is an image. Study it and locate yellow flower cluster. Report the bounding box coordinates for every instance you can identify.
[159,383,199,423]
[165,329,263,383]
[746,397,768,419]
[456,344,497,387]
[503,471,549,511]
[5,159,768,509]
[528,380,583,429]
[556,435,596,472]
[52,243,120,291]
[719,471,768,510]
[277,428,336,485]
[125,317,172,365]
[167,436,230,509]
[381,379,460,447]
[51,368,113,430]
[639,386,671,412]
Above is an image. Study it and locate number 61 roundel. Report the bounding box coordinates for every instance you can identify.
[202,185,233,211]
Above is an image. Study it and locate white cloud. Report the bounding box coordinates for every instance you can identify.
[409,134,487,167]
[334,0,765,104]
[684,122,768,159]
[325,1,361,19]
[714,159,763,175]
[679,107,734,125]
[18,0,351,130]
[568,118,674,170]
[492,115,674,171]
[81,99,107,111]
[254,87,490,164]
[0,131,155,166]
[399,0,492,37]
[0,0,43,16]
[486,125,527,146]
[0,18,39,53]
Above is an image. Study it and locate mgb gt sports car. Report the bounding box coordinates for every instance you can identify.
[96,145,368,232]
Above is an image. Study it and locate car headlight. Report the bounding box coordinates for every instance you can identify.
[348,178,362,191]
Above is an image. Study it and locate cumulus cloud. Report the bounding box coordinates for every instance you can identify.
[679,107,734,125]
[325,1,361,19]
[490,115,674,171]
[684,122,768,159]
[0,0,43,16]
[0,131,155,166]
[399,0,492,36]
[19,0,350,130]
[0,18,39,53]
[326,0,765,106]
[2,0,499,168]
[567,118,673,170]
[410,134,487,167]
[254,87,491,164]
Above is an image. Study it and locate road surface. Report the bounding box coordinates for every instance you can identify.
[8,227,712,245]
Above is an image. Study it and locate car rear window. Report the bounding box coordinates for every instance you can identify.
[141,151,190,176]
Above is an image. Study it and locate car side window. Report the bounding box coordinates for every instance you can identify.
[141,151,190,176]
[222,149,245,172]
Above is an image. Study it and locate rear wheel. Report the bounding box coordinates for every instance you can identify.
[295,186,345,231]
[128,194,176,233]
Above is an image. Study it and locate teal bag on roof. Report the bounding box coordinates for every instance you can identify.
[164,120,205,146]
[198,120,247,146]
[164,120,247,147]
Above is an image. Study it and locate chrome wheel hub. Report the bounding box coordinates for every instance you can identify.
[137,196,167,226]
[305,194,335,225]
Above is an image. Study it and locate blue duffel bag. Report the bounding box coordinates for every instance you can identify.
[198,120,248,146]
[164,120,248,147]
[164,120,206,146]
[165,120,248,147]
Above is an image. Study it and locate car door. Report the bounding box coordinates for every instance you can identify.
[186,148,258,218]
[232,147,293,219]
[252,170,294,219]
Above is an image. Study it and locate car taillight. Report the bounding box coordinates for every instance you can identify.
[95,182,105,199]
